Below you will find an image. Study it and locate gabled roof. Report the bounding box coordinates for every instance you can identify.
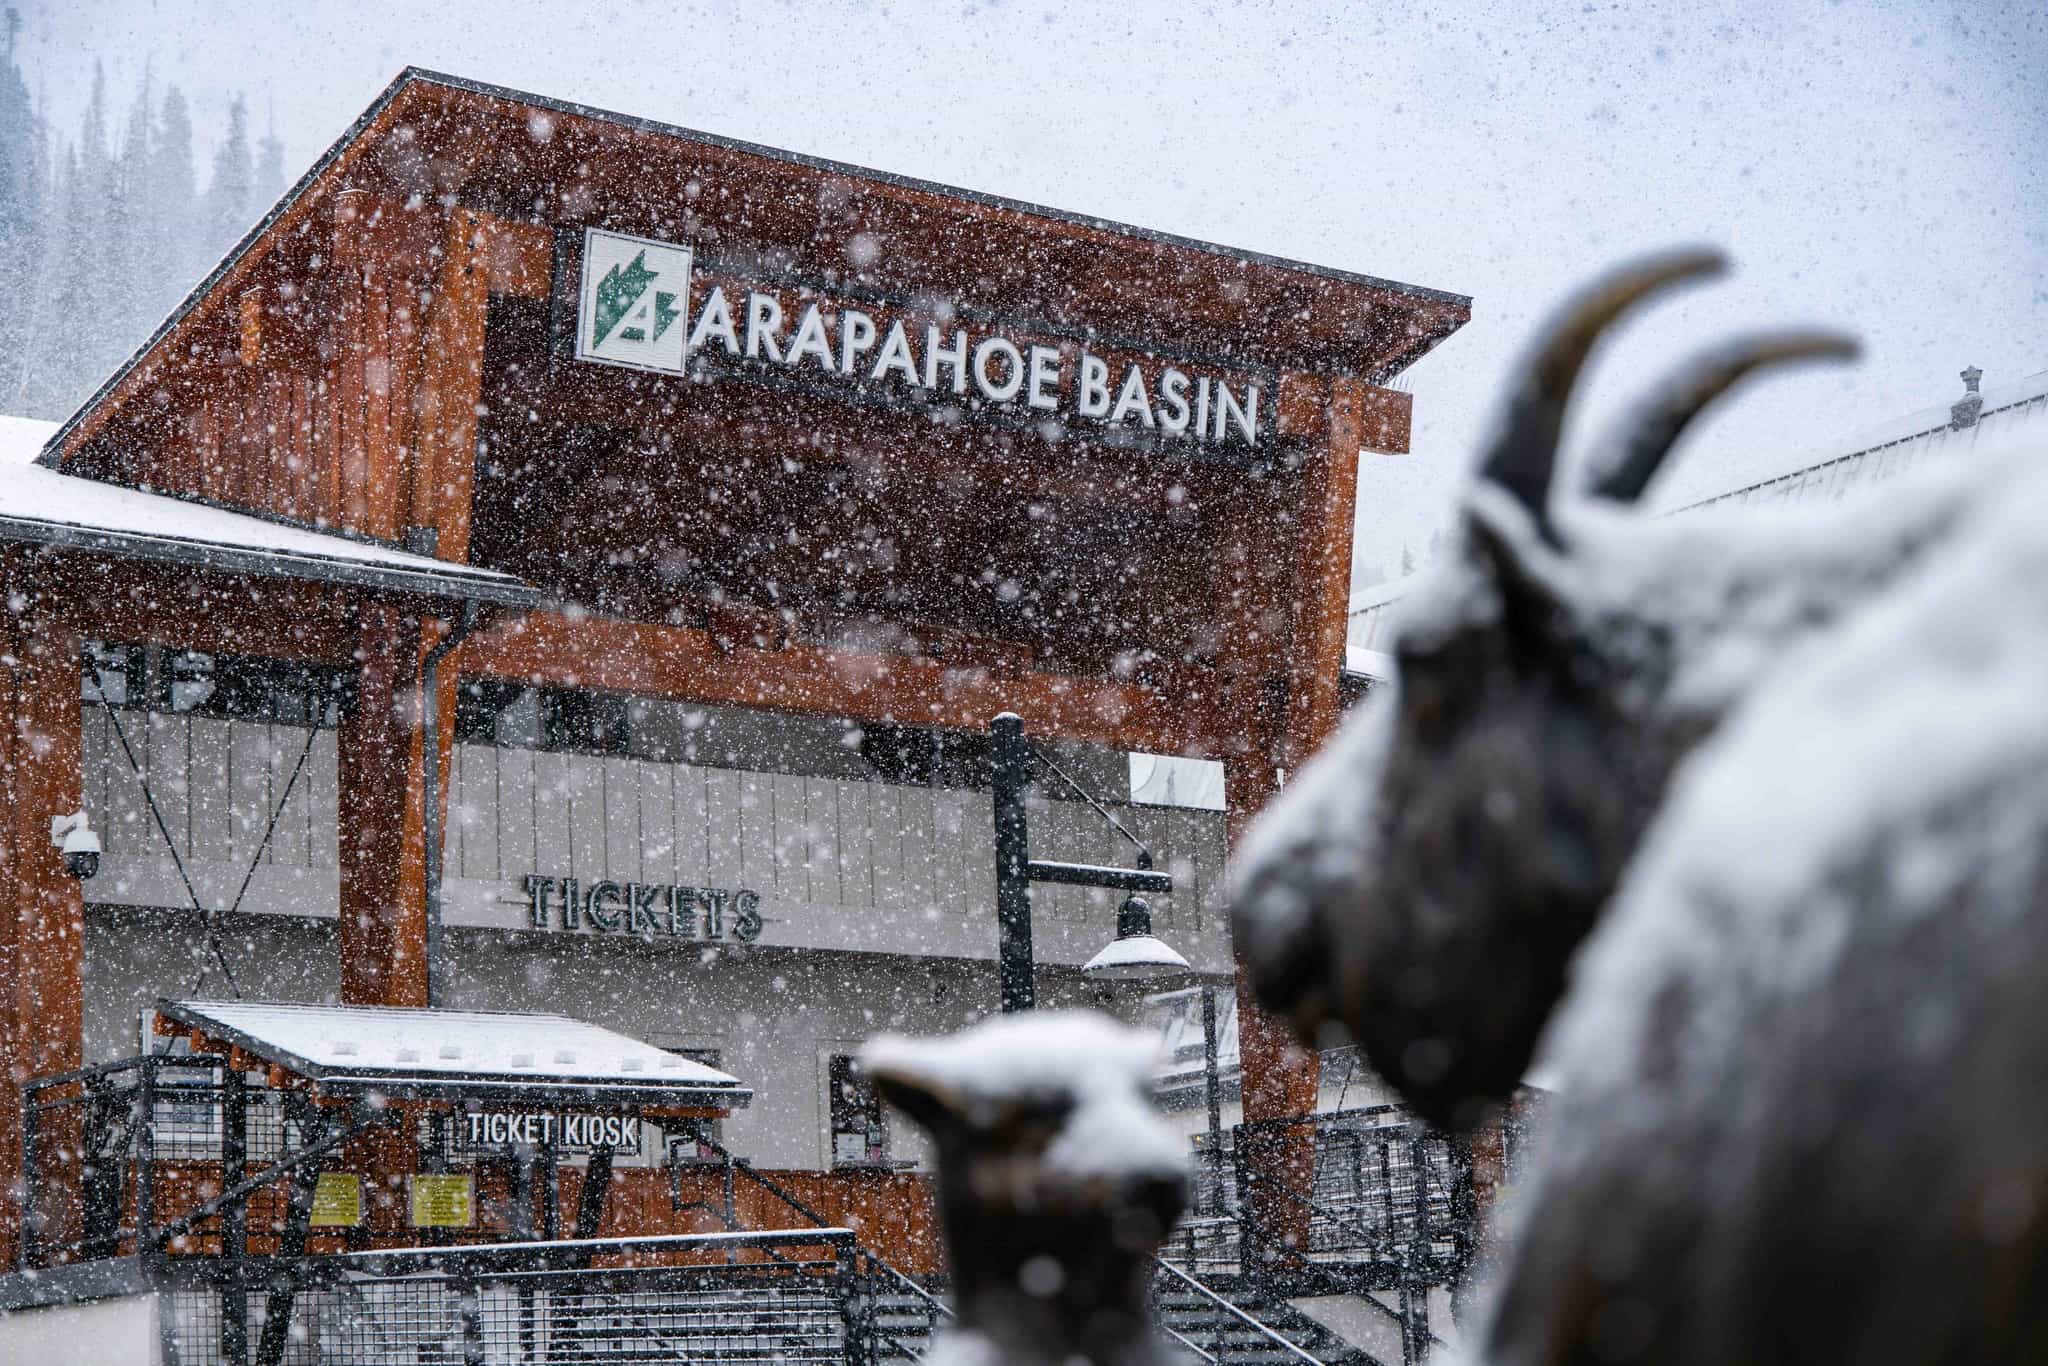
[0,416,535,604]
[42,67,1469,472]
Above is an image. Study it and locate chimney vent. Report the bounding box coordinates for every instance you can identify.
[1950,366,1984,430]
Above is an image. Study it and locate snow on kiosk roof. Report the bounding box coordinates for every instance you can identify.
[156,998,750,1109]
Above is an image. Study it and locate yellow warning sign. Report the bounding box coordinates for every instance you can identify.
[408,1173,475,1228]
[309,1172,363,1228]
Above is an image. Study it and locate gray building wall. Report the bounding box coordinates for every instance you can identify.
[77,708,1232,1172]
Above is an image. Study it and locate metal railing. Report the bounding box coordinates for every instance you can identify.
[1155,1257,1321,1366]
[149,1228,877,1366]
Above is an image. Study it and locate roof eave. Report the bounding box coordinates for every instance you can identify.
[42,67,1472,469]
[0,513,540,608]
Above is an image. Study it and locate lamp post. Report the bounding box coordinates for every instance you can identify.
[989,713,1188,1012]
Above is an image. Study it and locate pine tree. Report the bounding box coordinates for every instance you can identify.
[0,8,43,409]
[151,86,201,307]
[203,93,252,254]
[252,105,285,215]
[108,66,151,341]
[34,62,118,412]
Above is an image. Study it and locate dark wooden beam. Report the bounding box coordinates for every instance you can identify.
[464,609,1222,758]
[0,566,86,1266]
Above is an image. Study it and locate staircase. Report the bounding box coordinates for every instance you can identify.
[1153,1260,1390,1366]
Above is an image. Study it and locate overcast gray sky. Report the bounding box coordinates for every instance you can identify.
[22,0,2047,585]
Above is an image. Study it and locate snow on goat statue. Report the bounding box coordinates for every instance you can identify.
[866,1012,1189,1366]
[1236,248,2048,1364]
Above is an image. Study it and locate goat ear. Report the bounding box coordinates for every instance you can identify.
[868,1066,967,1139]
[1464,499,1564,637]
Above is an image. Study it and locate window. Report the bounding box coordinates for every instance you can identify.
[454,679,1136,806]
[82,642,348,728]
[828,1053,887,1167]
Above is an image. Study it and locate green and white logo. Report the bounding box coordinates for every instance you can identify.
[575,227,693,373]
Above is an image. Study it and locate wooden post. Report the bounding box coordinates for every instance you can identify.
[0,575,85,1266]
[337,602,433,1007]
[410,207,491,563]
[1226,376,1395,1265]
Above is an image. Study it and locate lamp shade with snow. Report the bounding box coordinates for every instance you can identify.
[1081,895,1192,983]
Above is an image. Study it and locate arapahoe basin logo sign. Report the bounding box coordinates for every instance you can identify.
[575,227,695,373]
[570,226,1272,451]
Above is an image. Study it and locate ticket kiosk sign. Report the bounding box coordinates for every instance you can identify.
[459,1109,643,1156]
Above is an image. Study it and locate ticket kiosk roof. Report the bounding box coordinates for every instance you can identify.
[157,998,750,1108]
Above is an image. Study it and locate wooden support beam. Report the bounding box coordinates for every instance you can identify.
[48,557,360,664]
[1226,377,1391,1264]
[1279,376,1372,773]
[465,609,1218,757]
[337,603,433,1007]
[0,575,85,1266]
[410,207,492,562]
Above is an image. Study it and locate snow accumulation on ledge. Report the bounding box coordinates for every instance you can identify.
[865,1010,1188,1181]
[0,414,534,604]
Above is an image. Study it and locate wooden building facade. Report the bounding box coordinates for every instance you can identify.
[0,70,1468,1270]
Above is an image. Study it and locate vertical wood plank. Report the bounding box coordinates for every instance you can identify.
[228,720,271,870]
[929,788,966,917]
[187,717,233,865]
[835,780,872,909]
[103,708,148,859]
[603,757,643,884]
[803,776,841,906]
[566,753,606,881]
[895,786,935,915]
[958,791,997,926]
[79,708,108,851]
[739,773,779,898]
[638,761,677,885]
[866,783,901,914]
[146,712,192,864]
[764,773,802,902]
[532,750,570,874]
[675,764,713,885]
[493,745,534,877]
[309,727,337,869]
[456,744,500,882]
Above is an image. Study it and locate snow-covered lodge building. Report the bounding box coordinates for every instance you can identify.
[0,69,1471,1356]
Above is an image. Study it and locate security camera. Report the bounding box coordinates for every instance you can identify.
[49,810,100,881]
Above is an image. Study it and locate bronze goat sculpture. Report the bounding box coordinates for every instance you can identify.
[1234,250,2048,1363]
[865,1011,1190,1366]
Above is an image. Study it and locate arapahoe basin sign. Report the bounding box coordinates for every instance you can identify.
[569,227,1274,454]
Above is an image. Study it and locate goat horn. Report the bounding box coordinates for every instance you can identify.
[1590,330,1861,502]
[1480,248,1727,531]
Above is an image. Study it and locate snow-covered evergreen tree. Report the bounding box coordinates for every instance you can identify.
[253,106,285,216]
[0,8,43,409]
[203,93,252,254]
[151,86,202,311]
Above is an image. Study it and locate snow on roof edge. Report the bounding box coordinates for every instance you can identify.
[0,415,538,607]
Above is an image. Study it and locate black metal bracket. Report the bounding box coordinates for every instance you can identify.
[1024,860,1173,893]
[990,712,1174,1013]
